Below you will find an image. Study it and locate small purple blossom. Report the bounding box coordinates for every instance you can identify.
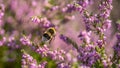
[31,16,41,23]
[62,4,76,13]
[50,6,59,11]
[20,35,32,46]
[77,0,90,8]
[78,31,91,44]
[103,19,111,30]
[96,40,104,48]
[31,16,53,28]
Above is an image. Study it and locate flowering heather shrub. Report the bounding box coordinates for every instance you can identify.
[0,0,120,68]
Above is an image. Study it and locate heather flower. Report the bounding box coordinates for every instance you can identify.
[22,50,38,68]
[77,0,90,8]
[62,0,93,14]
[20,36,32,46]
[59,34,71,45]
[98,0,113,19]
[31,16,53,28]
[96,40,103,48]
[21,50,48,68]
[77,46,100,67]
[102,19,111,30]
[60,0,113,67]
[50,6,59,11]
[75,0,93,13]
[78,31,91,44]
[7,36,20,49]
[57,63,70,68]
[40,17,51,28]
[31,16,41,23]
[38,61,47,68]
[62,4,76,13]
[36,45,65,61]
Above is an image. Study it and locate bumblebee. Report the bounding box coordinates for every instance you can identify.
[41,27,56,44]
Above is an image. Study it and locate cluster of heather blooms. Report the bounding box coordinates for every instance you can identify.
[7,36,20,49]
[78,0,113,67]
[62,0,93,13]
[36,45,65,61]
[62,4,76,13]
[60,0,114,67]
[20,35,32,46]
[22,50,47,68]
[31,16,53,28]
[50,6,59,11]
[22,50,70,68]
[20,34,70,67]
[77,45,100,67]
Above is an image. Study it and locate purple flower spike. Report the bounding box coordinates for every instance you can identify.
[20,36,32,46]
[59,34,70,44]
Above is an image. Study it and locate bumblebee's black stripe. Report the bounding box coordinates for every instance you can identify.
[43,33,51,40]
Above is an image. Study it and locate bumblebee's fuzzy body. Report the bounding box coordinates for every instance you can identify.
[41,27,56,43]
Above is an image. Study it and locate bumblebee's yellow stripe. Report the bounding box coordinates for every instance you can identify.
[45,27,56,36]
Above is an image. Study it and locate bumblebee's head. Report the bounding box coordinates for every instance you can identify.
[48,27,56,35]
